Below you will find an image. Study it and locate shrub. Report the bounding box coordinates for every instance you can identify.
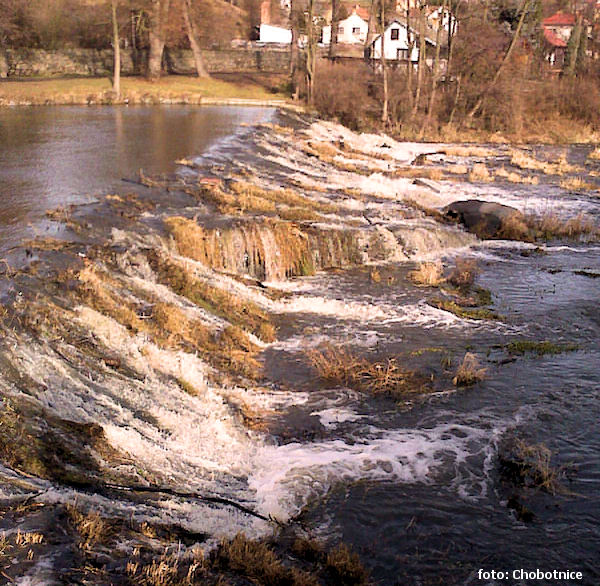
[313,62,374,130]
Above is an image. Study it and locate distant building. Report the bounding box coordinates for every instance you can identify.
[322,9,369,45]
[542,11,576,68]
[258,0,292,44]
[542,11,576,44]
[368,20,437,63]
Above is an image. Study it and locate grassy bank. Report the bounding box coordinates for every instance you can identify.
[0,75,293,107]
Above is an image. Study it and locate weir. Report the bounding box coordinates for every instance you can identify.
[0,112,599,583]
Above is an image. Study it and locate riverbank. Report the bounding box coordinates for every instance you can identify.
[0,75,298,108]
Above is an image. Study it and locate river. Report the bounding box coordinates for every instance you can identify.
[0,107,598,585]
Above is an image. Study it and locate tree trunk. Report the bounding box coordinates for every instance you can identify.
[412,4,426,118]
[147,0,171,80]
[290,0,300,99]
[380,0,388,124]
[365,0,377,55]
[406,0,414,111]
[182,0,209,77]
[329,0,340,59]
[111,0,121,99]
[423,0,447,130]
[564,15,582,77]
[306,0,316,102]
[468,0,531,118]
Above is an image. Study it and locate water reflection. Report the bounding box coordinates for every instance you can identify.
[0,105,272,249]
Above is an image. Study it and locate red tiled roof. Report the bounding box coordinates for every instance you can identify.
[543,28,567,47]
[352,5,370,20]
[542,11,575,27]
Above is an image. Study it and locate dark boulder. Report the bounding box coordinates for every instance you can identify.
[444,199,524,239]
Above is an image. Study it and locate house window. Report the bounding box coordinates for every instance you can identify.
[391,28,399,40]
[352,27,360,34]
[338,26,344,34]
[397,48,408,60]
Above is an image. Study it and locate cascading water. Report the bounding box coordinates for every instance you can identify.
[0,109,599,584]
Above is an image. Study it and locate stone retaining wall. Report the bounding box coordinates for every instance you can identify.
[0,47,290,78]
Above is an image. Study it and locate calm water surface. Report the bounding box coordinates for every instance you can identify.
[0,106,272,250]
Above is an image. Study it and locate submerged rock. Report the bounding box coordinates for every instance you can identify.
[444,199,523,239]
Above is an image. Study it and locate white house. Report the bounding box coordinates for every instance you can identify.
[259,23,292,44]
[321,11,369,45]
[369,20,435,62]
[426,6,457,36]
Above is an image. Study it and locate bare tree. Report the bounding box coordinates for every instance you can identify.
[305,0,317,101]
[379,0,388,124]
[412,1,426,117]
[181,0,209,77]
[468,0,532,118]
[424,0,448,130]
[111,0,121,98]
[329,0,340,58]
[147,0,171,80]
[289,0,301,99]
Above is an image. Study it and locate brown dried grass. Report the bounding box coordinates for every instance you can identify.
[409,261,445,287]
[67,505,112,551]
[452,352,487,386]
[510,150,580,176]
[441,146,493,157]
[394,167,444,180]
[587,146,600,161]
[495,166,539,184]
[468,163,493,183]
[164,216,315,281]
[308,343,429,398]
[325,544,369,585]
[78,265,263,380]
[216,534,319,586]
[559,176,596,191]
[148,251,276,342]
[447,257,478,289]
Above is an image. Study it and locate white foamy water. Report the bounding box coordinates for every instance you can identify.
[249,411,524,521]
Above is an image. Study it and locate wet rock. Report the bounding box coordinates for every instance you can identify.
[444,199,523,239]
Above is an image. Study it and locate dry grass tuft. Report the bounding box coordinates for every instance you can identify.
[447,257,478,289]
[78,263,263,380]
[494,166,539,184]
[325,543,369,585]
[497,213,532,241]
[14,531,44,546]
[394,167,444,180]
[468,163,493,182]
[67,505,111,550]
[587,146,600,161]
[148,251,276,342]
[535,212,598,240]
[499,440,566,495]
[308,343,429,398]
[559,176,596,191]
[126,552,203,586]
[441,146,493,158]
[164,216,316,281]
[409,261,445,287]
[216,534,318,586]
[499,211,599,242]
[452,352,487,386]
[510,150,579,175]
[446,164,468,175]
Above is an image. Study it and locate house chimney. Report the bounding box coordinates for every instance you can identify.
[261,0,271,25]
